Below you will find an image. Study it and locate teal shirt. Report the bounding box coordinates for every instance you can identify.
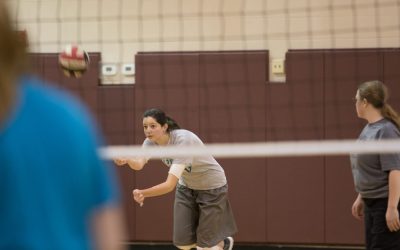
[0,77,119,249]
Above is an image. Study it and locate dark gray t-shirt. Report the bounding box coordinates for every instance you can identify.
[143,129,227,190]
[350,118,400,198]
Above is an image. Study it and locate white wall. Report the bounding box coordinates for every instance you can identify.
[8,0,400,83]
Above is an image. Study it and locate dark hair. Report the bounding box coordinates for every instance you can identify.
[0,3,28,121]
[358,80,400,129]
[143,108,180,132]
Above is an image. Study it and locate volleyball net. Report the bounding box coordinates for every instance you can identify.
[101,139,400,159]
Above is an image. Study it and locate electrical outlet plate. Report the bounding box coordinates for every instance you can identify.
[122,63,135,76]
[271,59,285,74]
[102,64,117,76]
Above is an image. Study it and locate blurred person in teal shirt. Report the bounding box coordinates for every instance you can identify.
[0,1,126,249]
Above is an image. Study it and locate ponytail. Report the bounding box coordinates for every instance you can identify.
[382,103,400,130]
[165,116,180,132]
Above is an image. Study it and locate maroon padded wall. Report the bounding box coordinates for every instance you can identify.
[265,52,325,244]
[383,50,400,102]
[198,52,268,242]
[98,86,135,145]
[29,48,400,247]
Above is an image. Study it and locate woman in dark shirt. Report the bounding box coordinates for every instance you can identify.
[351,80,400,249]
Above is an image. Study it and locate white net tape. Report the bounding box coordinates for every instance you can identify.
[101,139,400,159]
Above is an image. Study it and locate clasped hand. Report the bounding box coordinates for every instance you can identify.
[133,189,144,207]
[113,158,127,166]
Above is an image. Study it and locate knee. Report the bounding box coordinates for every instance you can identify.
[175,243,196,250]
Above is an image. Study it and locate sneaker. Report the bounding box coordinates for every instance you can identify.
[223,236,234,250]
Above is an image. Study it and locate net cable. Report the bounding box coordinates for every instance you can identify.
[101,139,400,159]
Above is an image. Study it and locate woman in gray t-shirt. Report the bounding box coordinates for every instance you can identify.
[350,80,400,249]
[114,108,237,250]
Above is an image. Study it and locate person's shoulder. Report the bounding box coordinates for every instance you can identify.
[172,129,197,138]
[23,76,81,107]
[379,119,400,138]
[171,129,203,143]
[381,119,398,130]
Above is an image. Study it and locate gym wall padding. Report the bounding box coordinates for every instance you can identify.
[30,48,400,246]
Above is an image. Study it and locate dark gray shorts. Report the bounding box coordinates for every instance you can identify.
[173,184,237,248]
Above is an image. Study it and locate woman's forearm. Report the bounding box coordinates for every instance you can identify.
[388,170,400,209]
[141,182,175,198]
[140,174,178,198]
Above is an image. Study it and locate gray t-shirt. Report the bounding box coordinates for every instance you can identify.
[350,118,400,198]
[143,129,227,190]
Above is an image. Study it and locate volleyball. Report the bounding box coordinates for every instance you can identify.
[58,44,90,78]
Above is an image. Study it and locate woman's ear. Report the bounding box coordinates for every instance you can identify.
[163,123,169,132]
